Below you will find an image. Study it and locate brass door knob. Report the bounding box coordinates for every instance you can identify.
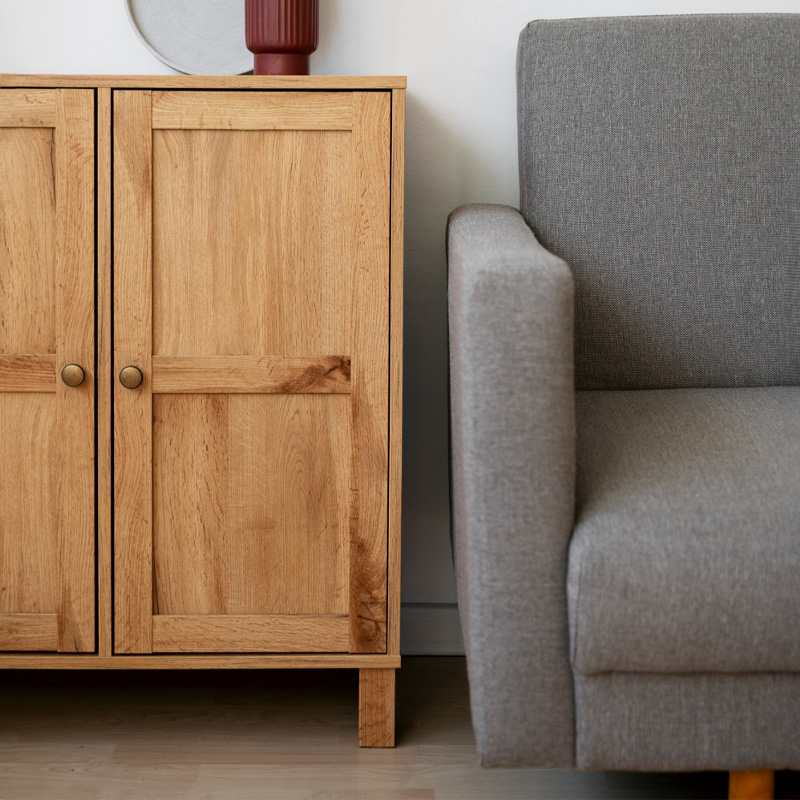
[119,366,144,390]
[61,364,85,387]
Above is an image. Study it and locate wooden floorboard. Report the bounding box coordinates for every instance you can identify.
[0,657,797,799]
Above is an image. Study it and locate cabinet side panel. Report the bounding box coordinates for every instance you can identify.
[113,90,154,653]
[55,88,96,652]
[349,92,391,653]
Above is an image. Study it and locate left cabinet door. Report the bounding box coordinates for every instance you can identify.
[0,89,95,652]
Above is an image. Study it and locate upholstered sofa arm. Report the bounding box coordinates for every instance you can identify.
[447,204,576,767]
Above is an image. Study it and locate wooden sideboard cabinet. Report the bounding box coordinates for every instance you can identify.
[0,75,404,747]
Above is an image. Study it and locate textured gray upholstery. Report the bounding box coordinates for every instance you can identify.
[575,673,800,771]
[448,204,576,767]
[569,387,800,674]
[448,13,800,772]
[518,14,800,390]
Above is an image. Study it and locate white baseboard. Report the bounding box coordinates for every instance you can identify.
[400,603,465,655]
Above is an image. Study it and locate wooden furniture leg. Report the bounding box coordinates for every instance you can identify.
[729,770,775,800]
[359,668,395,747]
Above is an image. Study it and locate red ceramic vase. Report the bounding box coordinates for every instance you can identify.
[245,0,319,76]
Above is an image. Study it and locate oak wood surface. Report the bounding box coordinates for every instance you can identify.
[152,90,354,130]
[0,88,95,654]
[348,92,391,653]
[1,75,406,90]
[0,396,58,618]
[0,88,55,126]
[152,615,350,653]
[151,127,352,358]
[0,354,56,391]
[0,653,400,669]
[114,89,393,656]
[2,80,402,674]
[388,88,406,657]
[97,87,114,657]
[359,668,396,747]
[0,614,58,651]
[151,355,351,394]
[730,770,776,800]
[113,90,154,654]
[152,394,351,619]
[54,88,95,653]
[0,126,56,354]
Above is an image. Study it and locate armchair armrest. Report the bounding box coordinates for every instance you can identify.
[447,204,576,767]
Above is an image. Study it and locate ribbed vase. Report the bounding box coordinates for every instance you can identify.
[245,0,319,76]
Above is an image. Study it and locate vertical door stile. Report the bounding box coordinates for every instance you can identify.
[96,87,114,657]
[54,89,96,652]
[349,92,392,653]
[113,91,154,654]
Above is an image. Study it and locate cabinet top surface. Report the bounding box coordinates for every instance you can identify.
[0,74,406,90]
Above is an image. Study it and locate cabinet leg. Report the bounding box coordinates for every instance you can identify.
[729,770,775,800]
[358,668,395,747]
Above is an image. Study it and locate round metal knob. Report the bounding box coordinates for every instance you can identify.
[61,364,85,387]
[119,366,144,390]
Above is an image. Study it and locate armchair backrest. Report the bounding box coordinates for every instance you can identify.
[518,15,799,389]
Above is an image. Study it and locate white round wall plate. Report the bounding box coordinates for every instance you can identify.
[125,0,253,76]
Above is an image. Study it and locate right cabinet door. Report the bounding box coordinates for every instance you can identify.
[113,90,391,655]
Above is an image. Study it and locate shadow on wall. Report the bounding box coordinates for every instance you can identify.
[401,93,502,604]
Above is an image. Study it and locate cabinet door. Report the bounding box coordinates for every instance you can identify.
[0,89,95,652]
[114,90,391,654]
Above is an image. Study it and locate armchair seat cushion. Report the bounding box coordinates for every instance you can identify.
[568,387,800,675]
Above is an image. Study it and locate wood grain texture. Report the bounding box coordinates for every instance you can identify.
[116,88,395,658]
[0,354,56,391]
[152,127,351,358]
[152,615,349,653]
[1,75,406,90]
[349,92,392,653]
[113,90,154,654]
[152,91,353,130]
[97,87,113,657]
[729,770,775,800]
[152,394,350,618]
[0,614,58,651]
[0,653,400,669]
[0,394,58,619]
[54,89,95,653]
[359,668,395,747]
[0,88,55,127]
[0,89,94,655]
[388,88,405,657]
[151,355,351,394]
[0,125,56,354]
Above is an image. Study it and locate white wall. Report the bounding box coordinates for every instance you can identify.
[2,0,795,653]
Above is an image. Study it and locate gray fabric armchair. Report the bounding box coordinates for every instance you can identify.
[447,13,800,791]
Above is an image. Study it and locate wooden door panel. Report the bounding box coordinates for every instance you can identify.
[151,128,352,357]
[0,127,56,353]
[0,395,59,622]
[114,89,390,654]
[152,394,351,619]
[0,89,95,653]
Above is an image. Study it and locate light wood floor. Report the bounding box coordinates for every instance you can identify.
[0,657,798,799]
